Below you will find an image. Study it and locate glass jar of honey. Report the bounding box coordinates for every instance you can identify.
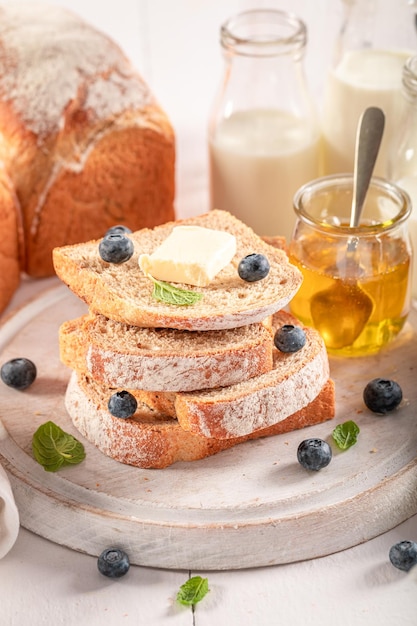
[288,174,412,356]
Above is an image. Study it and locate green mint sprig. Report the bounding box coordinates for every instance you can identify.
[176,576,209,607]
[150,276,203,306]
[332,420,360,451]
[32,421,86,472]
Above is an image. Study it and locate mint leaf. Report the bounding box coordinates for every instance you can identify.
[176,576,209,607]
[32,421,86,472]
[151,277,203,306]
[332,420,360,450]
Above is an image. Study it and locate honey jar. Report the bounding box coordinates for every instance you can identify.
[288,174,412,356]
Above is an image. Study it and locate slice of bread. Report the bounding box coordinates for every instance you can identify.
[52,210,303,331]
[132,311,330,439]
[59,313,273,392]
[65,371,335,469]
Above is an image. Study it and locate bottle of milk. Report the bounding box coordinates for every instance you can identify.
[208,9,320,243]
[388,55,417,300]
[322,0,417,178]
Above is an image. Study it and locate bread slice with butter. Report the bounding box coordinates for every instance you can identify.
[52,210,303,331]
[59,313,274,392]
[65,371,335,469]
[130,311,331,439]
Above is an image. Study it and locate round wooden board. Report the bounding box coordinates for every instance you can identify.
[0,282,416,570]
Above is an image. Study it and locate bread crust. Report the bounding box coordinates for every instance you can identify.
[66,372,335,469]
[53,210,303,331]
[0,168,22,312]
[59,314,274,392]
[0,4,175,298]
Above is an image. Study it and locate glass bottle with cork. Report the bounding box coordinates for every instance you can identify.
[208,9,320,243]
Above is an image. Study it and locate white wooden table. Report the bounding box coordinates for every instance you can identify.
[0,510,416,625]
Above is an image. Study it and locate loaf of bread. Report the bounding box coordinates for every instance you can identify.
[0,169,22,313]
[65,371,335,469]
[0,3,175,313]
[59,313,274,391]
[53,210,303,331]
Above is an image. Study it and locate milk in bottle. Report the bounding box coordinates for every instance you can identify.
[321,0,416,177]
[208,9,320,243]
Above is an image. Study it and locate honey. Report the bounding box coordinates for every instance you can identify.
[289,233,411,356]
[289,174,412,357]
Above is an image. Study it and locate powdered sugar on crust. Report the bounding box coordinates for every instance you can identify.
[86,343,271,392]
[184,349,329,439]
[0,3,154,137]
[175,325,330,439]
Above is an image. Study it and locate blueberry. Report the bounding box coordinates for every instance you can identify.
[363,378,403,414]
[108,391,137,418]
[389,541,417,572]
[104,224,132,237]
[99,233,134,264]
[1,358,37,390]
[97,547,130,578]
[238,254,270,282]
[297,438,332,471]
[274,325,306,353]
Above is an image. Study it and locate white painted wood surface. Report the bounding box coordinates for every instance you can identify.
[0,282,416,572]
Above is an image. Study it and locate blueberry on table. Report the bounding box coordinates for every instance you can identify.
[363,378,403,414]
[274,324,306,353]
[297,438,332,471]
[1,358,37,390]
[97,547,130,578]
[108,391,137,419]
[104,224,132,237]
[99,233,134,264]
[238,254,270,282]
[389,541,417,572]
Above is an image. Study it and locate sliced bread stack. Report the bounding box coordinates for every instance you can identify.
[53,210,335,469]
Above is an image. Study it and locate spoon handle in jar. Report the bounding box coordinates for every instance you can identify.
[350,106,385,228]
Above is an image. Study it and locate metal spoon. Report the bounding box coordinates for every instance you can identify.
[310,107,385,351]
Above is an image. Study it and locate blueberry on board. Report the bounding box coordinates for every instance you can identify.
[97,547,130,578]
[104,224,132,237]
[99,233,134,264]
[1,358,37,390]
[274,324,306,353]
[363,378,403,414]
[389,541,417,572]
[108,391,137,419]
[238,254,270,282]
[297,438,332,471]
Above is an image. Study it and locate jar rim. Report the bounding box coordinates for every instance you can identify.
[293,174,411,236]
[220,9,306,57]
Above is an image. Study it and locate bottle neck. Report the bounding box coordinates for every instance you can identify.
[216,9,310,115]
[220,9,307,61]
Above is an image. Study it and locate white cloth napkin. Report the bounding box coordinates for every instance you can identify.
[0,463,19,558]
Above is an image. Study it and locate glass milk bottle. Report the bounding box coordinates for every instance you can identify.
[208,9,320,243]
[388,55,417,299]
[322,0,417,178]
